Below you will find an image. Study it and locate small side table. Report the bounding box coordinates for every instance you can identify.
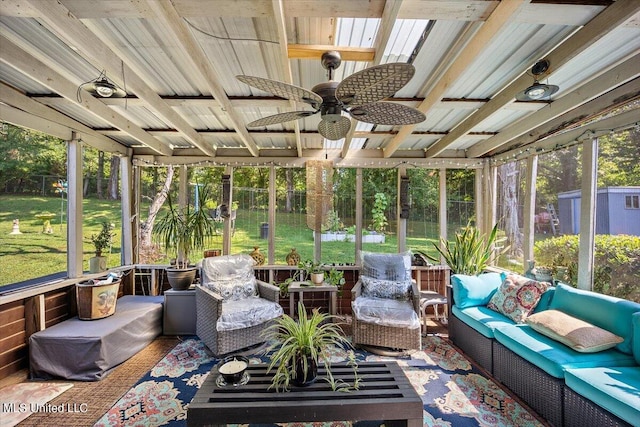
[163,288,196,335]
[419,290,447,336]
[288,281,338,318]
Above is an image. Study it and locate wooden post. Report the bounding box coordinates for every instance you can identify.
[578,137,598,290]
[397,166,407,253]
[475,167,484,234]
[120,152,134,266]
[67,134,83,278]
[268,165,276,265]
[355,168,363,264]
[223,166,233,255]
[438,168,447,265]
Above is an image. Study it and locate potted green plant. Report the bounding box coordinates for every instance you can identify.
[264,301,353,390]
[88,221,115,273]
[153,186,217,290]
[419,221,507,275]
[298,259,325,285]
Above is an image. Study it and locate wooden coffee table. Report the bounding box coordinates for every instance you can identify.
[188,360,423,426]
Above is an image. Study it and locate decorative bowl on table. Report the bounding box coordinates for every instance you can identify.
[217,355,249,385]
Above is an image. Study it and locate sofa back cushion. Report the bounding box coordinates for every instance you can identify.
[451,272,503,309]
[633,313,640,365]
[549,283,640,354]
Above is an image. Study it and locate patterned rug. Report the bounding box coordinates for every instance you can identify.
[94,336,545,427]
[0,382,73,427]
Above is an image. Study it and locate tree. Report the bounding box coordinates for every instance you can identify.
[107,155,120,200]
[139,165,174,262]
[499,162,522,257]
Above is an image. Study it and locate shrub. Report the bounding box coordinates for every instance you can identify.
[534,234,640,302]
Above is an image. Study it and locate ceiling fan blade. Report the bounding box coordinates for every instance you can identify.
[237,75,323,108]
[318,116,351,140]
[247,110,317,127]
[349,102,425,125]
[336,63,415,107]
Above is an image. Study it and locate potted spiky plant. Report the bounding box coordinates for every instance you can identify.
[263,302,352,390]
[153,186,218,290]
[419,221,507,275]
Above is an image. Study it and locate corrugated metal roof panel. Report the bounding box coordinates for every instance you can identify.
[472,109,532,133]
[398,20,469,97]
[0,65,51,94]
[550,26,640,96]
[447,22,575,99]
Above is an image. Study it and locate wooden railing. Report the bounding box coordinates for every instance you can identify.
[0,264,448,382]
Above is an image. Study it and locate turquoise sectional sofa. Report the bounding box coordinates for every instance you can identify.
[448,273,640,427]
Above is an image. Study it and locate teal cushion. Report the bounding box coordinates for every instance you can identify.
[532,287,555,313]
[565,367,640,426]
[451,273,503,309]
[493,324,637,378]
[452,305,514,338]
[549,284,640,354]
[633,313,640,365]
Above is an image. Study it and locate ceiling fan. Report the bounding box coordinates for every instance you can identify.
[236,51,426,140]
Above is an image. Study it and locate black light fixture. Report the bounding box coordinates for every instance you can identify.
[516,59,559,101]
[79,71,126,98]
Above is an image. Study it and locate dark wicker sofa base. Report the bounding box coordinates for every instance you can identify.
[493,341,564,427]
[449,313,493,374]
[563,386,632,427]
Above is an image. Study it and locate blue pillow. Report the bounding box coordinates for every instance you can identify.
[451,272,504,309]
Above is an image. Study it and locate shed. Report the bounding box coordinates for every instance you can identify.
[557,187,640,235]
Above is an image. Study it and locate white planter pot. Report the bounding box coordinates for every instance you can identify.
[89,256,107,273]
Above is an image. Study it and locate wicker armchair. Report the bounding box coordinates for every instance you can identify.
[350,251,422,351]
[196,254,283,356]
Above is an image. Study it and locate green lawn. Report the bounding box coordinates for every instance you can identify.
[1,195,443,286]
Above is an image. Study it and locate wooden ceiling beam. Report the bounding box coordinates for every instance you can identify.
[468,56,640,157]
[142,0,261,157]
[0,83,128,155]
[287,45,375,61]
[0,35,172,156]
[427,0,640,158]
[383,0,530,158]
[272,0,303,157]
[27,0,214,157]
[489,77,640,157]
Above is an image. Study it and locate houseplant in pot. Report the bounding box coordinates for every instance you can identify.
[263,301,352,390]
[419,221,507,275]
[88,221,115,273]
[153,186,217,290]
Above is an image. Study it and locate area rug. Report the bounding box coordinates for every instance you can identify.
[0,382,73,427]
[94,336,545,427]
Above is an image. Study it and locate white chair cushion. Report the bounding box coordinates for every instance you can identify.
[216,297,283,332]
[352,297,420,329]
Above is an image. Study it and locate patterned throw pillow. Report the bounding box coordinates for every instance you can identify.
[487,274,549,323]
[360,251,411,281]
[360,275,412,300]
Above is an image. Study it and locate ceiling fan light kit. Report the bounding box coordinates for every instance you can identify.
[516,59,560,101]
[237,50,426,140]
